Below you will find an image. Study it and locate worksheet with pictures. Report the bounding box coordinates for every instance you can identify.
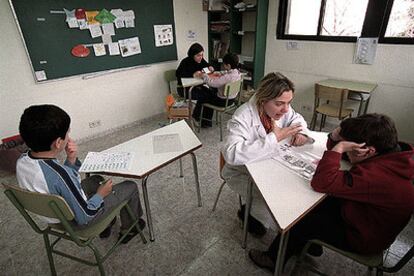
[79,152,134,173]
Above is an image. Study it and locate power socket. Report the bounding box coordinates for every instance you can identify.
[88,120,101,128]
[301,105,312,112]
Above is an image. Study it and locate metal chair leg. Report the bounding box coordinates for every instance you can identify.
[310,112,317,130]
[179,158,183,177]
[219,112,223,141]
[89,243,105,276]
[43,233,57,276]
[198,105,204,133]
[212,181,226,211]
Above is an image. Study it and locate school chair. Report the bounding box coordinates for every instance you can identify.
[297,215,414,276]
[212,152,242,212]
[310,83,353,131]
[2,183,147,276]
[198,79,243,141]
[164,69,182,101]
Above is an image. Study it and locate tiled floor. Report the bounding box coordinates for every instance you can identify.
[1,114,413,275]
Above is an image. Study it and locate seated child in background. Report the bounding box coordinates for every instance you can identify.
[16,105,145,244]
[192,53,241,128]
[249,113,414,272]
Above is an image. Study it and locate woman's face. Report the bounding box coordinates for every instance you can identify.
[263,90,293,120]
[193,51,204,63]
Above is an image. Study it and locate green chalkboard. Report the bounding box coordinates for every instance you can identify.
[10,0,177,82]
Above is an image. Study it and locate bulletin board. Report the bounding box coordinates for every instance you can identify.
[9,0,177,82]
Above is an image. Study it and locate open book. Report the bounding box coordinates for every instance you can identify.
[79,152,134,173]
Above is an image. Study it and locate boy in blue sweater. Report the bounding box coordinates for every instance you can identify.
[16,104,145,243]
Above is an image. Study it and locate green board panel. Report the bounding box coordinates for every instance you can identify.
[10,0,177,82]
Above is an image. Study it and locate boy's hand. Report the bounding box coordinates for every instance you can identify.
[65,138,78,164]
[272,121,302,142]
[290,133,308,146]
[330,127,342,142]
[332,141,368,155]
[97,179,113,198]
[193,71,204,78]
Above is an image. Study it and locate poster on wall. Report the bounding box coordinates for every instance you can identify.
[154,24,173,47]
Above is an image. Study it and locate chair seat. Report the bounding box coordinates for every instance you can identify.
[203,102,236,112]
[49,201,126,239]
[316,104,353,119]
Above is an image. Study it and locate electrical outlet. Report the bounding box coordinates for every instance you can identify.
[88,120,101,128]
[286,41,299,50]
[301,105,312,112]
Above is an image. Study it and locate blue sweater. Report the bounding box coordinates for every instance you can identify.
[16,152,103,225]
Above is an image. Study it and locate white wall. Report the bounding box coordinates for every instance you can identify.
[0,0,208,140]
[265,0,414,143]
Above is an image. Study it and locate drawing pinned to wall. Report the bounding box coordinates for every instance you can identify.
[118,37,141,57]
[71,44,90,57]
[154,24,173,47]
[186,29,197,41]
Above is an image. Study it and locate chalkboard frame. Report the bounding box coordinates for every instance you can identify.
[9,0,178,83]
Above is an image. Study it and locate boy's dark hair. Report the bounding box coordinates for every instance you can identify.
[339,113,398,154]
[187,43,204,57]
[223,53,239,69]
[19,105,71,152]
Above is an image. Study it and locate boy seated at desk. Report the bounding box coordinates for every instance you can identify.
[16,104,146,244]
[249,113,414,272]
[192,53,241,128]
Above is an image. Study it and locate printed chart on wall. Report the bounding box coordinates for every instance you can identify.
[10,0,177,82]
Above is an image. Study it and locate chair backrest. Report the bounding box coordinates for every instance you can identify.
[2,183,75,221]
[164,69,179,95]
[314,83,349,118]
[224,79,243,100]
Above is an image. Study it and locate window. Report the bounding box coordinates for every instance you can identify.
[384,0,414,38]
[277,0,414,44]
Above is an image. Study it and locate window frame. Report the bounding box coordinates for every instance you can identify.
[276,0,414,44]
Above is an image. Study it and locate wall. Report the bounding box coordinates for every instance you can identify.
[0,0,208,140]
[265,0,414,143]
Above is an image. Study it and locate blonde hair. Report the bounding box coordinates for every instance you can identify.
[255,72,295,113]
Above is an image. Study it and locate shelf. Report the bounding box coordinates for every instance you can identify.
[208,9,230,13]
[233,30,256,35]
[233,7,257,12]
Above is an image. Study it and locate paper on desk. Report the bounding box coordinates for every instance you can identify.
[272,143,321,181]
[152,133,183,154]
[79,152,134,173]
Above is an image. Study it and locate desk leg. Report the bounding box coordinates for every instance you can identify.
[274,231,289,276]
[141,176,155,241]
[190,152,202,207]
[242,178,253,249]
[186,86,195,130]
[179,158,184,177]
[356,93,364,116]
[363,97,371,115]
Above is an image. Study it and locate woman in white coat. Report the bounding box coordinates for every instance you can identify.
[221,72,313,236]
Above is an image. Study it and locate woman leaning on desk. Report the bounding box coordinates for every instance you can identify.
[176,43,214,99]
[221,72,313,236]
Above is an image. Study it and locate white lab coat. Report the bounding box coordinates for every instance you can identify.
[221,95,311,229]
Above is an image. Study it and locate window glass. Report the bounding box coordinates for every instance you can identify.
[321,0,368,36]
[285,0,321,35]
[385,0,414,38]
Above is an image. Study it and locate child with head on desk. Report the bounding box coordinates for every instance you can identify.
[249,113,414,272]
[192,52,241,128]
[175,42,214,99]
[222,72,312,236]
[16,105,146,244]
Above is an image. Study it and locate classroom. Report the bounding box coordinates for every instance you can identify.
[0,0,413,275]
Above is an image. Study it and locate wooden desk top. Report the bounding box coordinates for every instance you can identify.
[317,79,378,94]
[246,131,329,232]
[101,120,202,178]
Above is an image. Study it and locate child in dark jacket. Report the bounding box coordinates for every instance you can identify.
[249,113,414,272]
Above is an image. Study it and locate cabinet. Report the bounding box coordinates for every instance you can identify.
[207,0,269,88]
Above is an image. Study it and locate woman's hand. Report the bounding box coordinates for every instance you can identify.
[193,71,203,78]
[290,133,308,146]
[208,66,215,73]
[272,121,302,142]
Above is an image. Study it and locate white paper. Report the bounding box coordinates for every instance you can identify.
[118,37,141,57]
[354,37,378,65]
[93,43,106,56]
[79,152,134,173]
[152,134,183,154]
[67,18,79,28]
[35,70,47,81]
[272,143,320,181]
[108,42,120,55]
[89,24,102,38]
[78,19,88,30]
[154,24,174,47]
[110,9,125,28]
[102,23,115,35]
[124,10,135,28]
[102,34,112,45]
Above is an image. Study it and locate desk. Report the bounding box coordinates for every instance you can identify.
[181,77,204,129]
[316,79,377,115]
[244,131,328,275]
[98,120,202,241]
